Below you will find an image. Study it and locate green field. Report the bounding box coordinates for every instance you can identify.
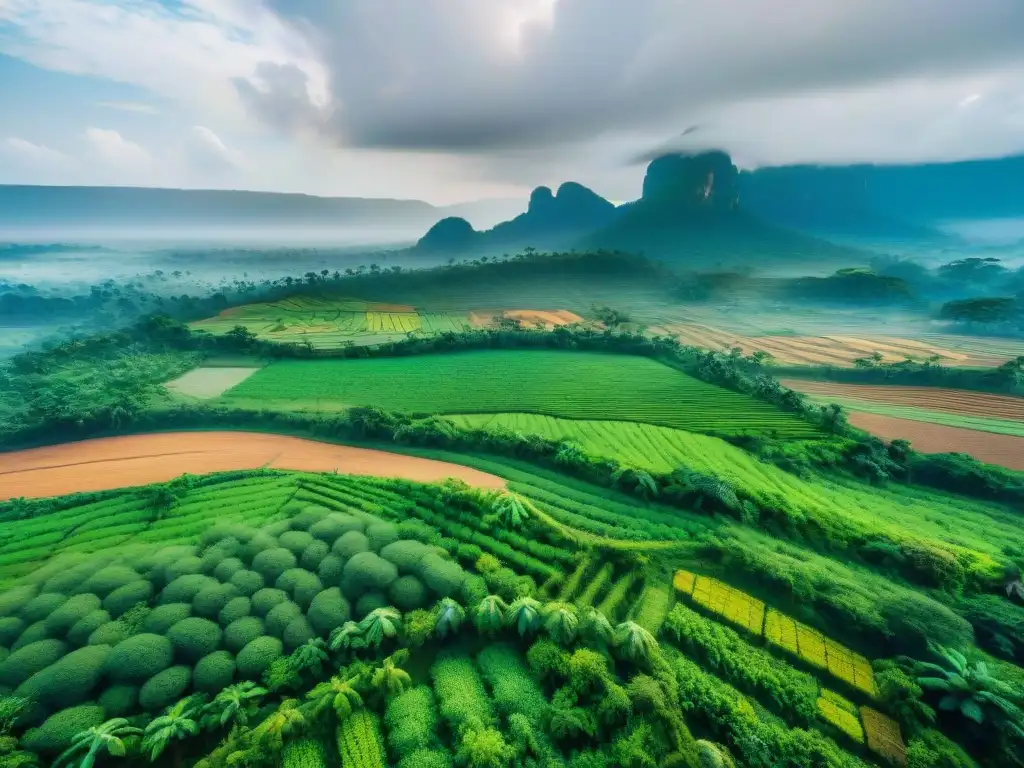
[221,350,820,438]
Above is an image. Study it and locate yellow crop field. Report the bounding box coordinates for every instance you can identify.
[673,569,696,596]
[765,609,799,655]
[817,690,864,744]
[861,706,906,765]
[691,575,765,635]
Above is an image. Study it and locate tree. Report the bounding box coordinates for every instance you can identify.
[142,697,202,768]
[434,598,465,638]
[371,651,412,699]
[201,682,267,731]
[305,675,363,722]
[252,699,305,753]
[542,602,579,646]
[579,607,613,648]
[489,492,531,530]
[455,722,515,768]
[359,607,402,648]
[612,467,658,499]
[55,718,142,768]
[613,621,659,664]
[329,621,365,652]
[504,597,542,637]
[290,638,329,679]
[475,595,508,636]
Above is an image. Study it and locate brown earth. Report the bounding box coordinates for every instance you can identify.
[504,309,585,327]
[781,380,1024,420]
[846,413,1024,471]
[0,432,506,501]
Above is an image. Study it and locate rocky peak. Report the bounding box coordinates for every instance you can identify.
[642,150,740,211]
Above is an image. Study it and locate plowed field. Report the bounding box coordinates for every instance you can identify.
[780,381,1024,420]
[0,432,505,500]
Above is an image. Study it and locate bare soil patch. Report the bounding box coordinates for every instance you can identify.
[846,412,1024,471]
[166,367,260,399]
[0,432,505,500]
[504,309,583,327]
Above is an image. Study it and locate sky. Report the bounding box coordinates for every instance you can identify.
[1,0,1024,205]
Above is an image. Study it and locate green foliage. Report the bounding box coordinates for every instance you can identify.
[336,709,387,768]
[104,633,173,683]
[385,685,440,758]
[192,583,238,619]
[193,650,235,694]
[281,737,327,768]
[141,603,192,634]
[200,681,266,729]
[299,540,330,571]
[342,552,399,596]
[161,574,218,604]
[101,582,153,619]
[419,554,466,597]
[15,645,111,709]
[455,724,515,768]
[390,575,428,612]
[217,596,251,626]
[543,603,579,646]
[475,596,507,636]
[334,531,371,559]
[137,666,192,711]
[359,607,402,648]
[166,617,222,663]
[477,644,548,722]
[431,651,495,733]
[235,636,284,679]
[228,569,266,597]
[905,728,979,768]
[97,684,138,718]
[11,621,49,651]
[20,593,68,624]
[141,696,200,762]
[54,716,142,768]
[307,587,351,636]
[265,601,304,638]
[78,566,141,598]
[250,587,288,617]
[21,705,105,756]
[43,595,101,637]
[278,530,315,557]
[282,616,316,651]
[0,640,67,688]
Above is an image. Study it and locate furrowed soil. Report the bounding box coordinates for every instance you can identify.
[846,412,1024,471]
[0,432,506,500]
[166,367,260,399]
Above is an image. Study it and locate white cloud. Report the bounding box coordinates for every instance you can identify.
[182,126,242,174]
[2,137,69,166]
[97,101,160,115]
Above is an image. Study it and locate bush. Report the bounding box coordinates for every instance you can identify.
[317,555,346,586]
[355,591,389,619]
[167,618,222,663]
[21,704,105,755]
[224,617,266,653]
[289,506,330,531]
[193,584,239,619]
[241,533,280,564]
[194,650,235,694]
[252,548,298,582]
[236,636,284,679]
[389,576,427,612]
[262,520,292,537]
[367,523,400,552]
[161,574,219,604]
[276,570,323,610]
[79,566,142,597]
[13,621,51,651]
[98,684,138,718]
[397,749,453,768]
[460,575,489,607]
[0,586,37,617]
[265,602,303,638]
[199,548,228,576]
[397,520,440,545]
[251,588,289,617]
[219,596,252,626]
[15,644,111,708]
[42,561,107,594]
[308,516,352,544]
[67,610,111,647]
[103,581,154,618]
[342,552,398,597]
[300,541,330,571]
[307,588,351,636]
[105,633,174,682]
[138,665,192,712]
[141,603,193,635]
[905,728,978,768]
[0,616,25,646]
[279,531,315,557]
[380,541,431,574]
[87,621,129,646]
[214,557,245,583]
[229,569,265,597]
[0,639,67,687]
[418,554,465,597]
[881,593,974,654]
[163,556,205,583]
[334,531,371,559]
[20,592,69,623]
[44,593,102,637]
[282,616,315,651]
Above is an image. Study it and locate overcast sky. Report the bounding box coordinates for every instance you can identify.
[1,0,1023,204]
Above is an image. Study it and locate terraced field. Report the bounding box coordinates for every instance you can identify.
[221,350,820,437]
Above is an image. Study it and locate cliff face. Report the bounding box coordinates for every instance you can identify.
[641,151,740,211]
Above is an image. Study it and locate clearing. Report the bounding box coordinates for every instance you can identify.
[0,431,505,500]
[165,366,260,399]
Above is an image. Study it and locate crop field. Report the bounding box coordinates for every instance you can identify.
[782,381,1024,420]
[221,350,819,437]
[165,367,260,399]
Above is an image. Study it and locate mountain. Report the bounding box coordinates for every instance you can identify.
[585,151,861,268]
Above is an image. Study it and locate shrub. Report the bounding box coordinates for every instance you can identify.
[87,621,129,646]
[307,588,351,636]
[193,584,240,619]
[68,610,112,646]
[15,644,111,708]
[0,616,25,646]
[214,557,245,583]
[138,665,192,711]
[20,592,69,623]
[279,531,315,557]
[163,556,205,583]
[905,728,977,768]
[141,603,193,634]
[367,523,400,552]
[385,685,439,758]
[229,569,265,597]
[103,581,154,618]
[98,684,139,717]
[265,602,303,638]
[334,531,371,559]
[44,593,102,637]
[79,566,142,597]
[0,639,67,687]
[241,533,279,564]
[355,592,389,619]
[308,516,351,544]
[461,575,489,607]
[224,617,266,653]
[194,650,235,694]
[276,570,323,610]
[300,541,330,571]
[389,576,427,612]
[42,561,107,594]
[219,596,252,626]
[419,554,465,597]
[21,704,105,755]
[161,574,219,604]
[251,588,289,617]
[342,552,398,597]
[380,541,431,574]
[105,633,174,682]
[397,520,440,545]
[881,594,974,654]
[289,506,330,531]
[0,586,37,617]
[236,636,284,679]
[167,618,222,663]
[282,617,315,651]
[199,548,228,575]
[262,520,292,537]
[252,548,298,582]
[317,555,345,586]
[13,621,51,651]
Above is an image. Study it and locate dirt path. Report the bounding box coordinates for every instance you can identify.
[0,432,506,500]
[846,413,1024,471]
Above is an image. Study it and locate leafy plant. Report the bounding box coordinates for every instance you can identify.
[359,607,403,648]
[201,682,268,730]
[434,597,466,639]
[55,719,142,768]
[142,697,202,764]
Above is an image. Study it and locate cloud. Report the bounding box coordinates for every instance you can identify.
[182,126,242,174]
[97,101,160,115]
[2,137,69,166]
[248,0,1024,168]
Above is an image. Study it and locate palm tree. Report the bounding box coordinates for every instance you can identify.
[253,699,305,753]
[55,718,142,768]
[504,597,542,637]
[916,645,1024,733]
[306,675,363,721]
[543,602,579,645]
[201,682,267,730]
[371,651,413,698]
[291,638,329,678]
[475,595,507,636]
[490,492,531,529]
[613,621,659,664]
[434,597,466,638]
[142,697,201,768]
[330,620,365,652]
[579,607,614,647]
[359,607,403,648]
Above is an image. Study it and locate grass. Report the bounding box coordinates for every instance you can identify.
[221,350,818,437]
